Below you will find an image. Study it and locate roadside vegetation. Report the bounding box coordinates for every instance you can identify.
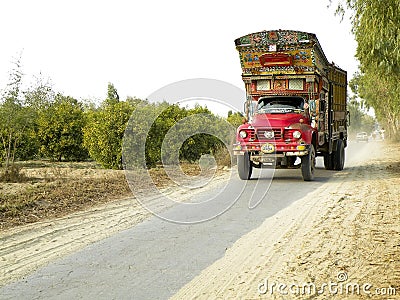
[332,0,400,140]
[0,57,237,229]
[0,160,212,230]
[0,58,235,176]
[347,97,375,137]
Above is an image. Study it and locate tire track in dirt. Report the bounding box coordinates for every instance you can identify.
[0,173,230,287]
[171,142,400,299]
[171,172,355,299]
[0,198,149,287]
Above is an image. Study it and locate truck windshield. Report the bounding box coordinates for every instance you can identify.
[257,96,304,114]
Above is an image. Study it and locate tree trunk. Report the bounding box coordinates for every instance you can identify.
[5,132,12,169]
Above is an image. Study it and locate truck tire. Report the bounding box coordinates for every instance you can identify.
[237,152,252,180]
[333,139,345,171]
[323,153,334,170]
[301,144,316,181]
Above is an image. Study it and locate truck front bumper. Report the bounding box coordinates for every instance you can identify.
[233,142,310,157]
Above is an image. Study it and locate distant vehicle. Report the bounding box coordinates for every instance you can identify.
[356,132,368,142]
[371,130,384,141]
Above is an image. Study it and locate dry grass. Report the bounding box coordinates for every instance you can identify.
[0,160,227,231]
[0,164,28,183]
[0,161,129,230]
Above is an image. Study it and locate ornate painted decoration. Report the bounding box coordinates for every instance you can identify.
[235,30,329,76]
[259,53,293,67]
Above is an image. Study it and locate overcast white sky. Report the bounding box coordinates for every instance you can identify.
[0,0,358,104]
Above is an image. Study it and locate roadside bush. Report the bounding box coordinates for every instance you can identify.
[88,84,236,170]
[83,99,136,169]
[212,145,233,167]
[125,103,236,168]
[36,93,88,161]
[227,110,244,128]
[0,165,27,183]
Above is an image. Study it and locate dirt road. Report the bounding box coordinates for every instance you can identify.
[172,141,400,299]
[0,141,399,299]
[0,173,230,288]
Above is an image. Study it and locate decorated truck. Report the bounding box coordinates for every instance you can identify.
[232,30,348,181]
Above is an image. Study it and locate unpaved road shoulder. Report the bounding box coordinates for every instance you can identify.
[172,142,400,299]
[0,173,229,287]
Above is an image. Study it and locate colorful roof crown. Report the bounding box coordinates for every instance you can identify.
[235,30,317,47]
[235,30,331,75]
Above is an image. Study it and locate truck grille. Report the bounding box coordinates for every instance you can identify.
[248,130,256,140]
[256,128,283,140]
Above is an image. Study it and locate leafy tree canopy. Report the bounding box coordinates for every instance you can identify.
[332,0,400,139]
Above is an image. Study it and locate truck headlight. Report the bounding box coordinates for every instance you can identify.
[293,131,301,139]
[239,130,248,138]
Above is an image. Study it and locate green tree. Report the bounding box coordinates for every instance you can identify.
[227,110,244,128]
[124,102,234,168]
[347,99,363,133]
[123,101,162,168]
[105,82,119,106]
[347,99,375,134]
[0,55,34,168]
[19,74,56,160]
[162,104,234,164]
[24,74,55,110]
[350,70,400,139]
[145,103,188,166]
[37,93,87,161]
[179,105,227,163]
[332,0,400,139]
[83,86,136,169]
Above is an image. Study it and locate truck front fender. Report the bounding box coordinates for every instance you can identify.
[287,123,315,145]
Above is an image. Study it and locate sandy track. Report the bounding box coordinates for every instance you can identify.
[0,172,230,287]
[171,142,400,299]
[1,142,398,299]
[0,195,149,287]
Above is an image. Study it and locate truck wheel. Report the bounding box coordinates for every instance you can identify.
[301,144,316,181]
[237,152,252,180]
[333,139,345,171]
[323,153,334,170]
